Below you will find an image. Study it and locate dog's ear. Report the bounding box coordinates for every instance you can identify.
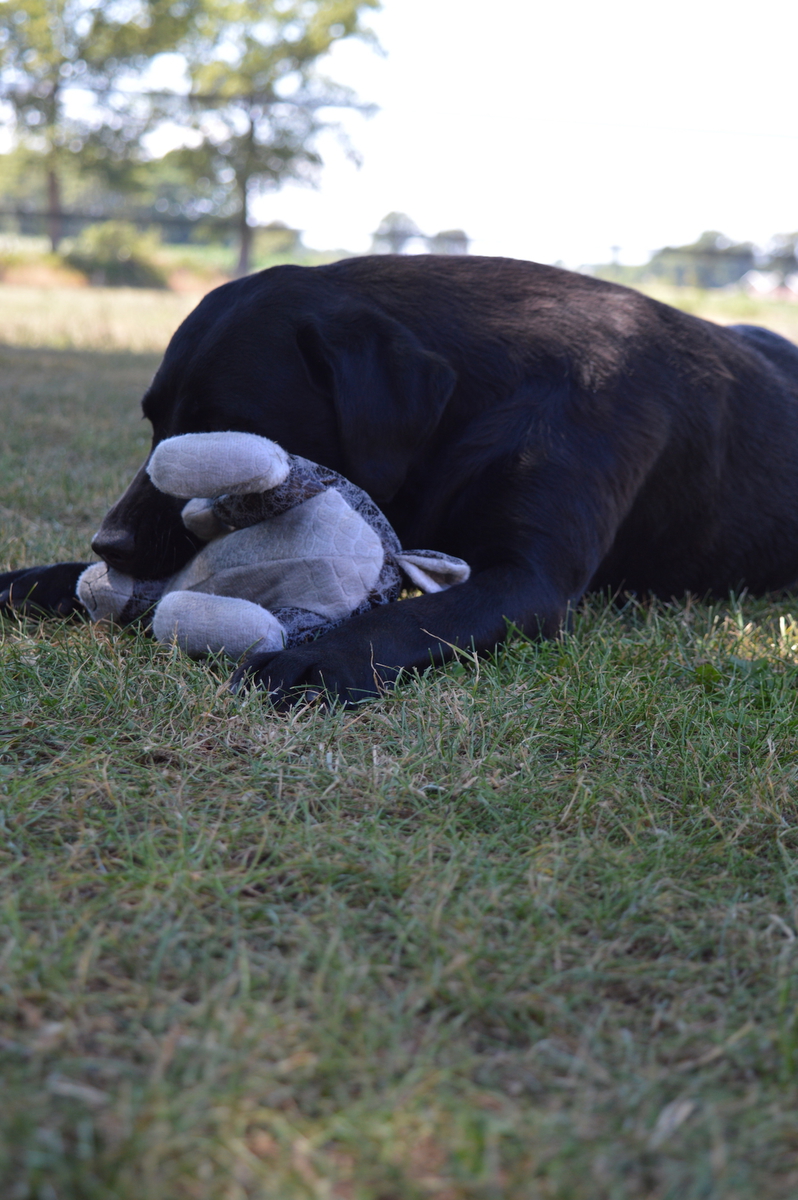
[296,307,456,503]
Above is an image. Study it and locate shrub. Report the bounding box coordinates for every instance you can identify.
[63,221,167,288]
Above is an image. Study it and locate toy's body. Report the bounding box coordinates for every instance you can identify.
[78,433,470,661]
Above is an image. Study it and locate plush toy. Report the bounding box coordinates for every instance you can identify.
[76,432,470,661]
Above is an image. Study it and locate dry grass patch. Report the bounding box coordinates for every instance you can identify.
[0,286,205,353]
[639,283,798,343]
[0,276,796,356]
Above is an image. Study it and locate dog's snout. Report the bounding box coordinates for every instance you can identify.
[91,528,135,570]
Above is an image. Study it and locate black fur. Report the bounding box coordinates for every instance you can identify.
[5,256,798,704]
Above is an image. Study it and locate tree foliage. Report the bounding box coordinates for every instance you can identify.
[0,0,379,270]
[646,230,756,289]
[765,232,798,282]
[0,0,199,248]
[170,0,379,274]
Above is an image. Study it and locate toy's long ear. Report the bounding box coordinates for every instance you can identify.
[296,308,457,503]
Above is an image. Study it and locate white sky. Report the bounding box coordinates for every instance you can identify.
[247,0,798,267]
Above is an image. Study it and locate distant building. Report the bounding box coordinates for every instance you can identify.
[371,213,424,254]
[428,229,469,255]
[371,213,469,255]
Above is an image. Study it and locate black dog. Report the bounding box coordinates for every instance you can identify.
[4,255,798,703]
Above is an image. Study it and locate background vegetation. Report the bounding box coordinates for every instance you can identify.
[593,231,798,293]
[0,0,381,274]
[2,289,798,1198]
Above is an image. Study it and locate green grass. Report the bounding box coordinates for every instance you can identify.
[2,298,798,1197]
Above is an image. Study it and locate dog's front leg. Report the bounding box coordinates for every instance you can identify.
[0,563,90,618]
[229,562,570,707]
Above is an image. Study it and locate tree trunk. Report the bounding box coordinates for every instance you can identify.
[235,121,257,277]
[236,215,253,277]
[46,166,63,253]
[235,180,253,277]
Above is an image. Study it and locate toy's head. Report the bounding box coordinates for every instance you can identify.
[91,265,457,580]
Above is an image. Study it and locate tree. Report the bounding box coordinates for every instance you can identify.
[172,0,380,275]
[764,233,798,283]
[647,231,755,288]
[0,0,197,250]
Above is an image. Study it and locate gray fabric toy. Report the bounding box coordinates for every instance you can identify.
[77,432,470,660]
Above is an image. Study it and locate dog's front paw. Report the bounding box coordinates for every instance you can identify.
[0,562,89,618]
[230,641,397,709]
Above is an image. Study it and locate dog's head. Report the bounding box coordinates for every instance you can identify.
[93,265,457,579]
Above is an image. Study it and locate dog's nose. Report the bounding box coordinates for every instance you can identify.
[91,528,135,570]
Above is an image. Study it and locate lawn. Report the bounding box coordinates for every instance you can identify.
[2,285,798,1199]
